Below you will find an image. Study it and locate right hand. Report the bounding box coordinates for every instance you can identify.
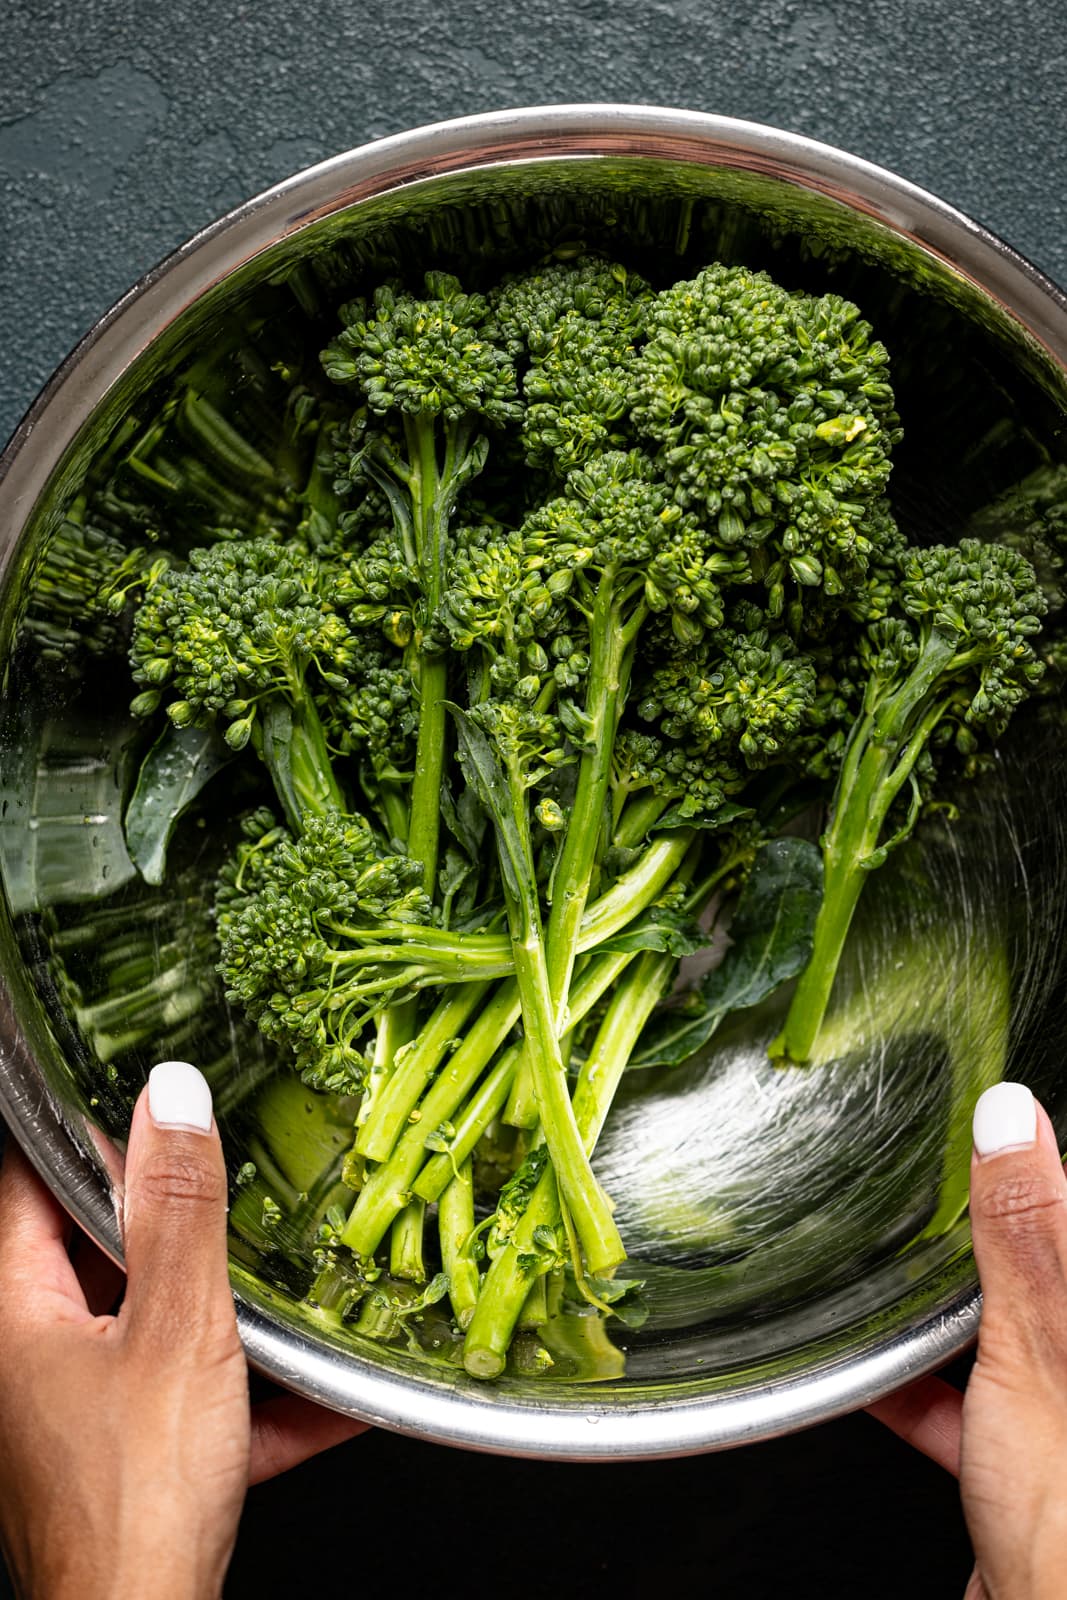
[870,1081,1067,1599]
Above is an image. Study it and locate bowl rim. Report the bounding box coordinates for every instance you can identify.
[0,103,1063,1458]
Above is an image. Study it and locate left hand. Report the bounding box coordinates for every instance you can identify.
[0,1061,368,1600]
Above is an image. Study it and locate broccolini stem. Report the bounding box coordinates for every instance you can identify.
[355,981,492,1163]
[347,823,690,1147]
[777,900,871,1065]
[389,1198,427,1282]
[438,1158,481,1329]
[315,940,513,976]
[402,410,480,898]
[342,834,691,1259]
[503,971,580,1132]
[325,828,688,971]
[612,789,673,850]
[517,1272,549,1331]
[340,981,522,1259]
[379,781,411,849]
[576,830,694,948]
[544,575,632,1022]
[462,1165,560,1379]
[412,1043,522,1204]
[355,1001,417,1140]
[501,1058,541,1132]
[463,887,697,1379]
[414,948,635,1203]
[504,1002,577,1134]
[501,1042,540,1132]
[406,653,449,895]
[570,948,677,1146]
[508,913,625,1279]
[324,922,511,954]
[503,822,691,1126]
[774,643,957,1063]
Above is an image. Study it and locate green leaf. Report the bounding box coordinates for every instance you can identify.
[601,844,644,879]
[125,722,235,886]
[567,1271,650,1330]
[652,800,755,833]
[259,699,302,834]
[439,845,476,922]
[449,705,534,912]
[629,837,823,1070]
[440,777,487,861]
[597,913,705,957]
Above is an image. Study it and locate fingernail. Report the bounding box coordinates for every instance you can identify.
[147,1061,212,1133]
[973,1081,1037,1157]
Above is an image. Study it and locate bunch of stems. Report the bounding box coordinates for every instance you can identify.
[335,783,722,1374]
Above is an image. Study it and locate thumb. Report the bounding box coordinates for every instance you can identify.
[120,1061,235,1352]
[970,1081,1067,1361]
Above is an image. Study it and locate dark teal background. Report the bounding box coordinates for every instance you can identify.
[2,0,1065,448]
[1,2,1063,1594]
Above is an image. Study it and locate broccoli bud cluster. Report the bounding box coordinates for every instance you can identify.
[129,535,359,748]
[324,271,522,426]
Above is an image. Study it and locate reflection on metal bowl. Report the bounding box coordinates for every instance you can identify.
[0,106,1065,1459]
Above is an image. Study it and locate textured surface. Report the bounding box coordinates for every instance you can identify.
[0,4,1062,1595]
[1,0,1065,448]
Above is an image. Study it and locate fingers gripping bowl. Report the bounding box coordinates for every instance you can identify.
[1,106,1065,1457]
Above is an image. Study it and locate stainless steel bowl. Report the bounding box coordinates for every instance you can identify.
[1,105,1065,1459]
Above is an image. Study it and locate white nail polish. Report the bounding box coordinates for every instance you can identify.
[973,1081,1037,1157]
[148,1060,213,1133]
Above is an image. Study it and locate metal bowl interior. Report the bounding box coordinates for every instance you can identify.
[1,108,1066,1459]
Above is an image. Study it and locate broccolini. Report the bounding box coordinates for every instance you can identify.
[51,249,1047,1381]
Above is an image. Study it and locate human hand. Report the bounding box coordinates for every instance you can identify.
[869,1081,1067,1600]
[0,1061,368,1600]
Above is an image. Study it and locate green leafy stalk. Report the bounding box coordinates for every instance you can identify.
[517,1272,550,1332]
[355,981,492,1162]
[462,1163,561,1379]
[394,412,480,897]
[389,1198,428,1283]
[454,706,625,1278]
[412,1044,523,1203]
[340,980,522,1258]
[776,541,1044,1062]
[461,945,677,1378]
[503,575,636,1127]
[543,572,636,1015]
[570,949,679,1145]
[323,273,521,896]
[438,1157,482,1329]
[412,949,634,1204]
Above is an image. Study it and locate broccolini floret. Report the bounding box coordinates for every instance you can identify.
[491,257,652,473]
[128,534,358,825]
[216,809,436,1090]
[629,262,902,624]
[322,269,522,902]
